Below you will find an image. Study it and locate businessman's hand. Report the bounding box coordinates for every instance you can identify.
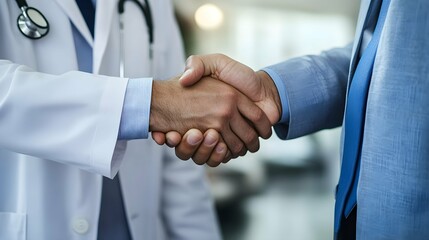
[153,129,233,167]
[149,76,272,158]
[153,54,282,166]
[180,54,282,124]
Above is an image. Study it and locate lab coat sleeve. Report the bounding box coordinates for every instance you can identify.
[267,45,353,140]
[0,60,128,178]
[160,148,221,240]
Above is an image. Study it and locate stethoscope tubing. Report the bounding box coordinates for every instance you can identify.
[118,0,154,77]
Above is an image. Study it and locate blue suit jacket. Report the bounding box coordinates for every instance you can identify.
[269,0,429,238]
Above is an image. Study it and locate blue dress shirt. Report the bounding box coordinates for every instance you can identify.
[73,0,152,141]
[72,1,149,239]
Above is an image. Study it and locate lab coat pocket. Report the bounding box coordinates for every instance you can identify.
[0,212,26,240]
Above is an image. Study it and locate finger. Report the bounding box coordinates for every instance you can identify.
[206,140,227,167]
[152,132,166,145]
[174,129,204,160]
[221,125,247,158]
[229,106,260,153]
[222,150,232,164]
[165,131,182,147]
[192,129,220,165]
[237,94,273,139]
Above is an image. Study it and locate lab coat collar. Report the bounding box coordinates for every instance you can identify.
[54,0,94,48]
[93,0,116,74]
[53,0,116,74]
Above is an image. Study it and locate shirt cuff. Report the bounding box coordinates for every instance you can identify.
[261,67,290,124]
[118,78,153,140]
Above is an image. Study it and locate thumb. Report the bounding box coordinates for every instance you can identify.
[179,54,260,103]
[179,55,205,87]
[179,54,224,87]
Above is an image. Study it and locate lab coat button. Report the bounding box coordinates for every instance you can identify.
[72,218,89,234]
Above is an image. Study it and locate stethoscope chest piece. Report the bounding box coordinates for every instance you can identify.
[17,6,49,39]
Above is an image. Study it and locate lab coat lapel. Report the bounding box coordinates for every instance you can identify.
[93,0,116,74]
[53,0,94,47]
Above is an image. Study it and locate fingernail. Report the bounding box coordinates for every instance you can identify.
[215,144,225,153]
[187,133,202,146]
[203,133,217,146]
[179,69,192,82]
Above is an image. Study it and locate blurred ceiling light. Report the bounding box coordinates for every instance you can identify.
[194,4,224,30]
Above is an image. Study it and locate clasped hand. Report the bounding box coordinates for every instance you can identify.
[150,54,282,167]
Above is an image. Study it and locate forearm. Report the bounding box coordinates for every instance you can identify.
[0,60,127,176]
[267,45,352,139]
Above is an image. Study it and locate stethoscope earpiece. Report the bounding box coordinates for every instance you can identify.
[17,6,49,40]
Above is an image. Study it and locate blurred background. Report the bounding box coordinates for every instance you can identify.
[173,0,360,239]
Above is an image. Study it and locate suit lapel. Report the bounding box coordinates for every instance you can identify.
[53,0,94,47]
[348,0,372,81]
[93,0,116,74]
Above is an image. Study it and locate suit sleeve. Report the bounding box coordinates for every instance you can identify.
[0,60,128,178]
[160,148,221,240]
[266,45,353,140]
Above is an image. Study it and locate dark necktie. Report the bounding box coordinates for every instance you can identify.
[334,0,391,235]
[75,0,95,37]
[74,1,132,239]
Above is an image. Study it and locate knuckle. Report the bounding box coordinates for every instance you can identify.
[223,151,232,162]
[223,89,237,102]
[208,156,222,167]
[192,151,210,165]
[207,160,221,168]
[175,148,191,161]
[176,153,190,161]
[218,108,233,122]
[253,108,265,123]
[231,142,244,155]
[213,53,226,60]
[192,157,206,165]
[244,131,258,145]
[239,147,248,157]
[265,127,273,139]
[213,123,224,132]
[187,55,197,63]
[249,141,260,153]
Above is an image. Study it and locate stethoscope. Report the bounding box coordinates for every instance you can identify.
[15,0,154,77]
[15,0,49,39]
[118,0,154,77]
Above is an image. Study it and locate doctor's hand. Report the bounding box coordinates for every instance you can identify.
[153,54,282,165]
[181,54,282,124]
[149,76,272,159]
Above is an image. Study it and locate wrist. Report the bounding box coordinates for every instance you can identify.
[149,80,171,132]
[256,70,282,124]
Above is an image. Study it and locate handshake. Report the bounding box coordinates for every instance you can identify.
[149,54,282,167]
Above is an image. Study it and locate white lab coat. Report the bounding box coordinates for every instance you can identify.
[0,0,220,239]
